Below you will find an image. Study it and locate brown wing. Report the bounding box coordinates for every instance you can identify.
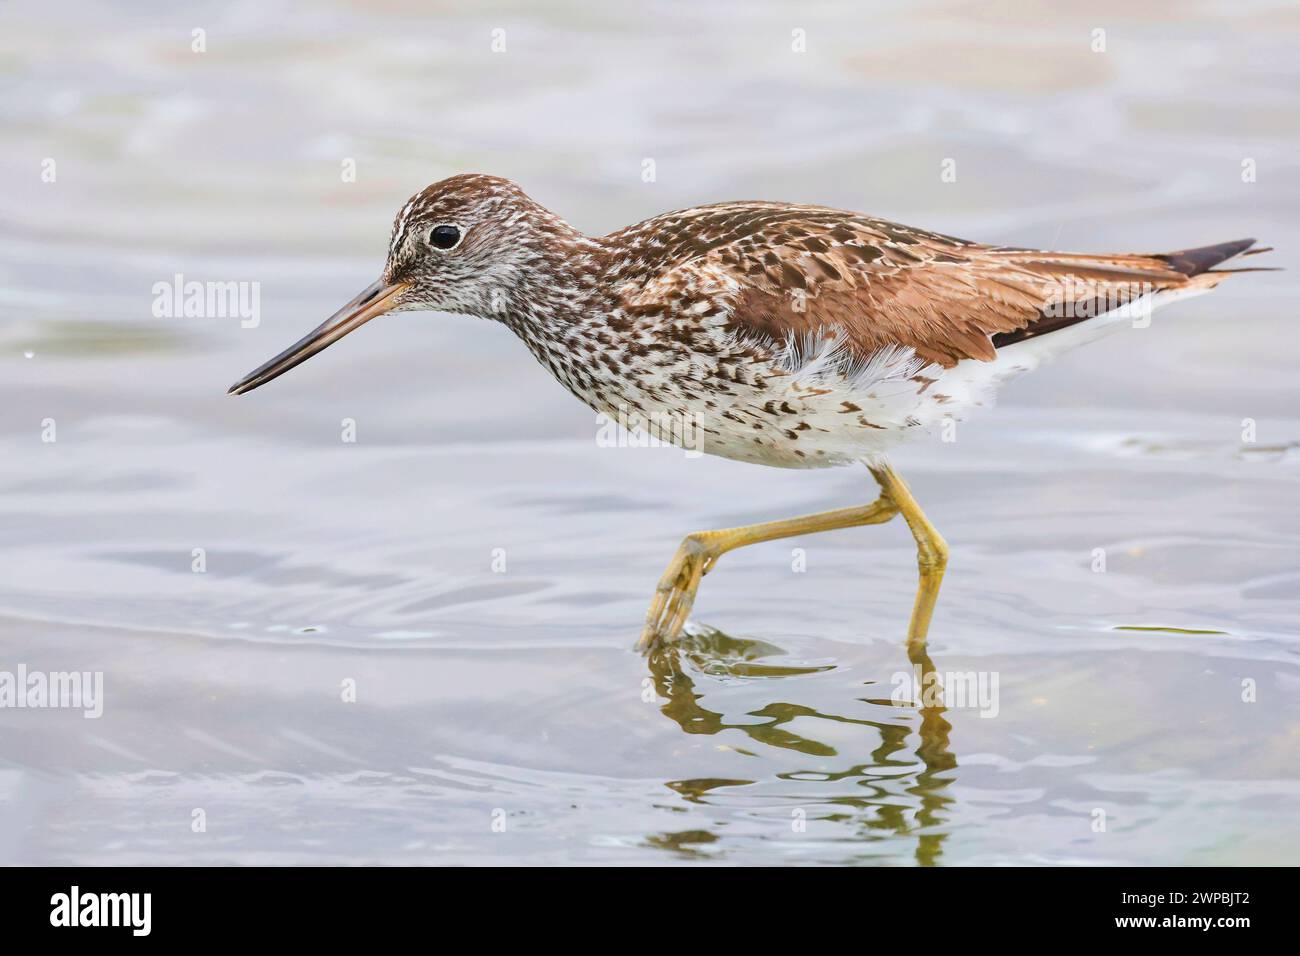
[617,203,1254,368]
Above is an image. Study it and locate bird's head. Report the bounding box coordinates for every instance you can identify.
[229,173,575,395]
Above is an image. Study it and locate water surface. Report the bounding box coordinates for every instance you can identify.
[1,0,1298,865]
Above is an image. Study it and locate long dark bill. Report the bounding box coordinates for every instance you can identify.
[227,279,409,395]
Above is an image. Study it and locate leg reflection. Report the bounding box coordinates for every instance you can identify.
[647,628,958,865]
[905,638,957,866]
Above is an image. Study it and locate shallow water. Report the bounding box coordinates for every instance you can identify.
[1,0,1298,865]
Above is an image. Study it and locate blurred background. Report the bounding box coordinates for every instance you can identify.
[1,0,1297,865]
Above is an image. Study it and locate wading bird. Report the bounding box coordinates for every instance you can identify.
[229,174,1267,651]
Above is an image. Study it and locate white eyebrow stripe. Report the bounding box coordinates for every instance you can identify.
[389,198,420,258]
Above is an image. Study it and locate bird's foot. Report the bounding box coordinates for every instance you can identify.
[636,531,724,653]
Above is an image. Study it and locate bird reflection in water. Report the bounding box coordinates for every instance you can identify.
[646,628,957,865]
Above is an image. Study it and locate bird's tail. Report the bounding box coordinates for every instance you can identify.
[1153,239,1277,293]
[990,238,1274,352]
[1155,238,1268,274]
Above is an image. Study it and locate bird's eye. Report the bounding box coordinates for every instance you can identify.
[429,224,461,250]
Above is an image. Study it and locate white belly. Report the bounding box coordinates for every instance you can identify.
[664,286,1211,469]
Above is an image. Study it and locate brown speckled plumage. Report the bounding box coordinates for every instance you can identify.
[235,174,1266,469]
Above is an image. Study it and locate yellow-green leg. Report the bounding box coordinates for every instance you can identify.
[869,464,949,646]
[636,463,948,652]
